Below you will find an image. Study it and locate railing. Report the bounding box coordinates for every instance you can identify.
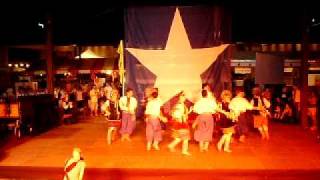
[0,103,21,138]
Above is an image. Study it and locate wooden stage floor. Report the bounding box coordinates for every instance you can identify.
[1,116,320,179]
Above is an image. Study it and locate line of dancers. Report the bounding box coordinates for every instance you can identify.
[115,86,271,155]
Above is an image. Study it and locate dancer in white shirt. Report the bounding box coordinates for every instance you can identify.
[229,90,253,143]
[192,90,218,152]
[145,91,167,151]
[168,91,191,155]
[119,88,138,141]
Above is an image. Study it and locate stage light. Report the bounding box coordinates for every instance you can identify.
[14,64,19,68]
[26,64,30,68]
[20,63,24,67]
[40,73,43,77]
[105,70,113,75]
[312,18,315,23]
[38,22,44,29]
[8,64,12,67]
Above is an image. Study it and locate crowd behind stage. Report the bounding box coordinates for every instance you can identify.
[52,80,320,153]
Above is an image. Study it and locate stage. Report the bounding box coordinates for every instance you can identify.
[1,116,320,179]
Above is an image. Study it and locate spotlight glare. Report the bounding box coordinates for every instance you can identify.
[8,64,12,67]
[14,64,19,68]
[38,22,44,29]
[105,70,113,75]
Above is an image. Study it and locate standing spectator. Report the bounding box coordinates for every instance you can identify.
[314,79,320,139]
[293,85,301,122]
[89,86,99,116]
[308,90,318,131]
[98,89,107,115]
[76,87,84,111]
[61,94,74,124]
[104,83,113,100]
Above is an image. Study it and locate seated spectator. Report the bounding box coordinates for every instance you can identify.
[280,103,293,123]
[101,99,111,117]
[272,97,283,121]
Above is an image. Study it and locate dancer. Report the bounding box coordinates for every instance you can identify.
[251,87,271,140]
[119,88,138,141]
[168,91,191,155]
[229,90,253,143]
[145,91,167,151]
[192,90,218,152]
[216,90,235,153]
[109,88,120,120]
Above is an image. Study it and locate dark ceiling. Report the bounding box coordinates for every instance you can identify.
[0,1,319,45]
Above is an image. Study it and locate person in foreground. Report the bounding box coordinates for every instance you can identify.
[63,148,85,180]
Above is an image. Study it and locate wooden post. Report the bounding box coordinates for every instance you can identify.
[300,9,309,128]
[46,14,54,94]
[0,47,10,89]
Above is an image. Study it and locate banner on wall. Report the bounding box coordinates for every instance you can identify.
[124,6,232,116]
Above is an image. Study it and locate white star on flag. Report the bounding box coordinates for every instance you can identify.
[127,8,229,103]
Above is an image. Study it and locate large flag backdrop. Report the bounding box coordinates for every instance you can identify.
[124,6,232,117]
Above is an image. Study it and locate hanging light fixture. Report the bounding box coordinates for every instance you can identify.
[75,49,104,59]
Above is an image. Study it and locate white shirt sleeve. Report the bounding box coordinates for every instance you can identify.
[145,101,152,115]
[119,96,128,111]
[193,101,201,114]
[246,100,253,110]
[132,97,138,110]
[211,99,218,112]
[263,98,271,108]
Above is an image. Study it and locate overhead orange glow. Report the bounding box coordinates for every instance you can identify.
[75,49,104,59]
